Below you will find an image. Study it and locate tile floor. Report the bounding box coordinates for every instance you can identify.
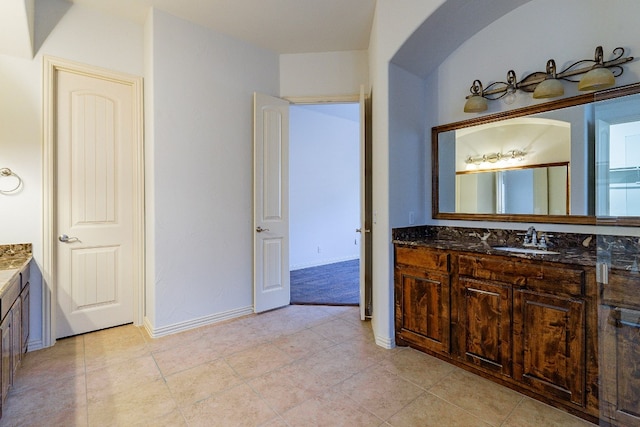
[0,305,595,426]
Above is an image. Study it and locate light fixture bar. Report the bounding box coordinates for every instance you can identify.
[471,55,633,99]
[463,46,634,111]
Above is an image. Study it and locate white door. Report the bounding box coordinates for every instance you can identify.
[54,67,140,338]
[253,93,290,313]
[358,87,373,320]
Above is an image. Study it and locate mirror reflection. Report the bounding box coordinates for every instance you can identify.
[595,92,640,217]
[433,83,640,226]
[456,164,568,215]
[438,115,577,216]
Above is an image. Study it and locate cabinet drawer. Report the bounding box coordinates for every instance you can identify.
[458,254,584,296]
[602,270,640,308]
[0,277,20,321]
[395,246,450,273]
[20,265,29,290]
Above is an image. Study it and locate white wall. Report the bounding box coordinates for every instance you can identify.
[0,3,144,349]
[280,51,368,98]
[146,9,280,334]
[423,0,640,237]
[289,104,360,270]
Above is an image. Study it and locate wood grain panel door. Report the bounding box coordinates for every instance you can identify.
[513,289,585,406]
[396,266,450,355]
[459,277,512,377]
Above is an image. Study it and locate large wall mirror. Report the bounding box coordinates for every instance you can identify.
[433,83,640,226]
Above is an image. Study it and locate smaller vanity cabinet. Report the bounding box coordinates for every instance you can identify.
[394,245,451,356]
[599,267,640,427]
[0,262,30,416]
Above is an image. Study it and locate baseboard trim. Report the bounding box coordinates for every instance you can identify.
[143,305,254,338]
[26,338,44,352]
[374,334,395,349]
[290,256,359,271]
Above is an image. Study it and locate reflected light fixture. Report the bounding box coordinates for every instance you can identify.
[465,149,526,166]
[463,46,633,113]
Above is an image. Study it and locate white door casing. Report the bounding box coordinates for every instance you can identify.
[43,57,144,343]
[253,93,290,313]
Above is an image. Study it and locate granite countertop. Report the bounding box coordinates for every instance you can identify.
[392,226,640,272]
[0,244,32,293]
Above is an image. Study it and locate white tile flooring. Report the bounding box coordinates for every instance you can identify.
[0,305,595,426]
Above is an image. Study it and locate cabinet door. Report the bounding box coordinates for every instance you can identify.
[1,315,11,404]
[459,277,512,377]
[21,284,29,354]
[11,302,21,376]
[513,290,585,406]
[396,266,450,354]
[600,305,640,427]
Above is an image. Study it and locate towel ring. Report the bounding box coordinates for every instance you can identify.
[0,168,23,194]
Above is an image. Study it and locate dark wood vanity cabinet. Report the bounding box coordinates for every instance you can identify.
[395,244,599,423]
[394,246,451,356]
[599,268,640,427]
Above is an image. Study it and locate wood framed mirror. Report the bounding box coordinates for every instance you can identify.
[432,82,640,226]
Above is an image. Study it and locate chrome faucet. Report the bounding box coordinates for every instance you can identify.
[523,226,536,246]
[523,226,552,250]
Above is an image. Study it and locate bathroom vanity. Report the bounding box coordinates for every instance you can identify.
[393,226,639,426]
[0,244,31,418]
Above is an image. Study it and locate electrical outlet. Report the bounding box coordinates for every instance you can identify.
[409,211,415,225]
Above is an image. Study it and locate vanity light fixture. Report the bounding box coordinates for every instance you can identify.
[463,46,633,113]
[578,46,616,91]
[465,149,526,166]
[533,60,564,99]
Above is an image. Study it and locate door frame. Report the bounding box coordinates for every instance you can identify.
[42,56,145,347]
[285,93,371,316]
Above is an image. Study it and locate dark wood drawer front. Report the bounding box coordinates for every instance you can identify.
[459,255,584,296]
[395,246,449,273]
[602,270,640,308]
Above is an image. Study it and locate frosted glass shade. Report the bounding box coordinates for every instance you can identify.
[464,95,488,113]
[533,78,564,99]
[578,67,615,91]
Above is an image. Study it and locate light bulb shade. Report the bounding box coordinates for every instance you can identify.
[464,95,488,113]
[533,78,564,99]
[578,67,615,91]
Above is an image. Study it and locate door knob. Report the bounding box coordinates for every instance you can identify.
[256,227,270,233]
[58,234,79,243]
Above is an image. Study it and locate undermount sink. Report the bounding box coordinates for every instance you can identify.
[492,246,560,255]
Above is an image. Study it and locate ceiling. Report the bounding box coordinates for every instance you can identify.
[70,0,377,54]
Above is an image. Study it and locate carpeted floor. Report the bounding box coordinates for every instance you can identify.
[290,259,359,305]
